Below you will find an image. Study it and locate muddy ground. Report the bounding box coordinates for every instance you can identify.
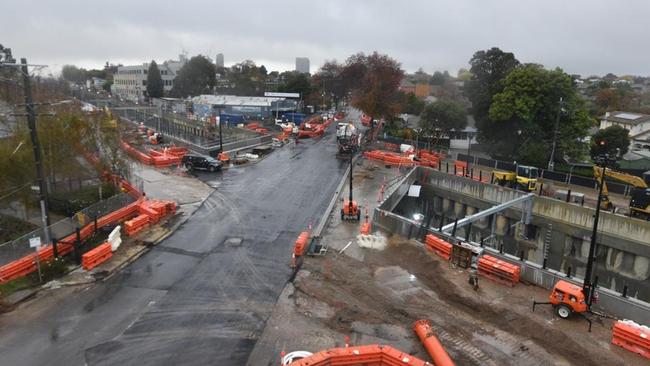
[248,162,646,366]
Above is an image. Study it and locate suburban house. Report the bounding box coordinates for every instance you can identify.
[599,111,650,149]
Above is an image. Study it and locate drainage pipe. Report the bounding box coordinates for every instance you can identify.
[413,320,455,366]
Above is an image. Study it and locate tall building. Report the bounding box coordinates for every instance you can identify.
[295,57,310,74]
[112,56,186,102]
[216,53,224,68]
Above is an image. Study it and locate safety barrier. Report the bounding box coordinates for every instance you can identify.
[81,242,113,270]
[121,141,188,168]
[477,254,520,286]
[454,160,467,176]
[360,222,371,235]
[363,150,416,166]
[413,320,455,366]
[124,214,150,236]
[286,344,429,366]
[612,320,650,360]
[291,231,310,268]
[424,234,452,260]
[0,177,177,282]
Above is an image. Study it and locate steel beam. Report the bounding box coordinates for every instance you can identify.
[438,193,535,233]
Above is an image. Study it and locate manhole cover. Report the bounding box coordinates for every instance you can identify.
[224,237,243,246]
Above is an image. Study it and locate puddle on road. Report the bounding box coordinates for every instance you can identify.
[373,266,439,301]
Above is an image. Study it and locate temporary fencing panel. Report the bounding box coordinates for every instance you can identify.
[124,214,150,236]
[611,320,650,359]
[477,255,520,286]
[425,234,452,260]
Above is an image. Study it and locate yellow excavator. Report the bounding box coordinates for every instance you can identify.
[593,166,650,219]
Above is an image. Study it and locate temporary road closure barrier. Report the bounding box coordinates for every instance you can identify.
[425,234,452,261]
[291,231,310,268]
[286,344,429,366]
[477,254,520,286]
[612,320,650,360]
[360,222,371,235]
[124,214,150,236]
[81,242,113,270]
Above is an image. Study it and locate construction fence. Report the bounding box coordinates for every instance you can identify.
[0,182,141,267]
[457,153,636,197]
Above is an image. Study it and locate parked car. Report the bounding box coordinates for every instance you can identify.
[181,154,223,172]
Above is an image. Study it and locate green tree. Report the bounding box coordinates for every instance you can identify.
[146,61,164,98]
[344,52,404,121]
[430,71,446,85]
[457,68,473,81]
[61,65,87,84]
[102,80,113,93]
[488,64,594,164]
[591,125,630,157]
[170,55,216,98]
[313,61,347,107]
[278,72,313,99]
[419,99,467,135]
[400,92,425,115]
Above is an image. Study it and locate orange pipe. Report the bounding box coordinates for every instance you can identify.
[413,320,455,366]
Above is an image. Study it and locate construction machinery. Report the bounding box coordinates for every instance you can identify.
[341,154,361,221]
[493,164,539,191]
[336,122,359,157]
[533,279,593,331]
[592,165,650,219]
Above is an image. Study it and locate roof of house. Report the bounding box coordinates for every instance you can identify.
[600,111,650,125]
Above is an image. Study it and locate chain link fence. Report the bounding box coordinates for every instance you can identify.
[0,192,135,266]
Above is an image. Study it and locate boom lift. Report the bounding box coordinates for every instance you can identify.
[341,154,361,221]
[592,166,650,219]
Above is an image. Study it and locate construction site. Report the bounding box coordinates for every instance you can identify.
[1,105,649,366]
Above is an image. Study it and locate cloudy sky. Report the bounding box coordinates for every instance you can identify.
[2,0,648,77]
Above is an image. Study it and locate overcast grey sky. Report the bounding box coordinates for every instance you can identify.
[2,0,648,77]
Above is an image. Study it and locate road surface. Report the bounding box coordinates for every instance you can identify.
[0,120,349,365]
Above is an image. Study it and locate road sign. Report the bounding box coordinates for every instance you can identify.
[29,237,42,249]
[264,92,300,98]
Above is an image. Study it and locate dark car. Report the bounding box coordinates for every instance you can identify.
[181,154,222,172]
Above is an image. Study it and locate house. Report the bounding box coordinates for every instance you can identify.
[599,111,650,149]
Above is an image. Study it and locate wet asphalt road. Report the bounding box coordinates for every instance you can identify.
[0,120,350,365]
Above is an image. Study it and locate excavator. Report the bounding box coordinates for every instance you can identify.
[341,154,361,221]
[592,166,650,219]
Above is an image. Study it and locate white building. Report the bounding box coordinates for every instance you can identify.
[112,57,186,102]
[216,53,224,68]
[599,111,650,148]
[295,57,310,74]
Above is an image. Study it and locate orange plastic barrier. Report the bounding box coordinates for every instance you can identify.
[360,114,372,126]
[383,142,400,152]
[363,150,415,166]
[477,255,520,286]
[290,231,310,268]
[413,320,455,366]
[612,320,650,360]
[124,214,150,236]
[425,234,452,260]
[360,222,371,235]
[82,242,113,270]
[121,141,187,168]
[287,344,429,366]
[454,160,467,176]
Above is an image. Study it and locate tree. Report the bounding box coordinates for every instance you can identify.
[170,55,216,98]
[488,64,594,165]
[430,71,446,85]
[278,72,313,99]
[313,61,348,108]
[400,92,425,115]
[61,65,87,84]
[457,68,473,81]
[146,61,164,98]
[102,80,113,93]
[419,99,467,135]
[591,125,630,157]
[343,52,404,121]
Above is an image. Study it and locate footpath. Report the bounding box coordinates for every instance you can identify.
[1,163,214,309]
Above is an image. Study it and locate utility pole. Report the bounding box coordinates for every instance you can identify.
[548,97,563,171]
[20,58,52,248]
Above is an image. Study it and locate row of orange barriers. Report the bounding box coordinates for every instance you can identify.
[0,176,177,282]
[124,214,150,236]
[363,150,416,166]
[121,141,188,167]
[425,234,453,260]
[612,320,650,360]
[477,254,520,286]
[82,242,113,270]
[245,122,269,135]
